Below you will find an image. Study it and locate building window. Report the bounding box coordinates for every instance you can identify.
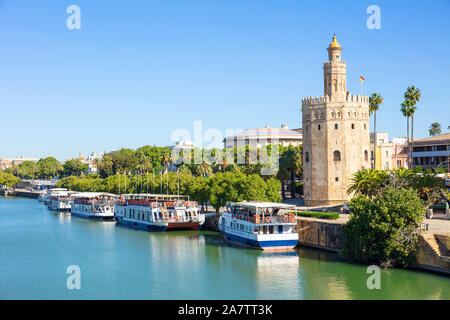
[364,124,366,130]
[335,177,339,182]
[305,152,309,163]
[318,124,321,130]
[364,150,369,161]
[335,124,339,130]
[351,123,355,129]
[333,151,341,161]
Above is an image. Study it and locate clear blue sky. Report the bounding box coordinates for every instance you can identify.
[1,0,449,161]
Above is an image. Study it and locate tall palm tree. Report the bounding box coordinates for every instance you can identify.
[401,99,413,169]
[428,122,442,136]
[404,86,421,169]
[369,93,383,169]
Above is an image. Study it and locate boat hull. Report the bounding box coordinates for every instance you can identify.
[71,211,115,221]
[116,217,168,231]
[223,232,298,251]
[166,221,199,231]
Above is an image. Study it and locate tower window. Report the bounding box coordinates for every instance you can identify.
[318,124,321,130]
[334,124,339,130]
[364,150,369,161]
[333,151,341,161]
[364,123,367,130]
[305,152,309,163]
[335,177,339,182]
[351,124,355,129]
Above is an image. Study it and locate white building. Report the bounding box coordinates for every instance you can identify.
[223,125,303,149]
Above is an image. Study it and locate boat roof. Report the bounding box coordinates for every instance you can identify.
[49,188,68,191]
[72,192,116,198]
[121,193,188,199]
[229,201,296,209]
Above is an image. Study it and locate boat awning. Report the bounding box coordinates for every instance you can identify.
[229,202,296,209]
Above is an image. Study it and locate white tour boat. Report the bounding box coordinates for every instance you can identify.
[71,192,117,220]
[115,194,205,231]
[40,188,67,205]
[218,202,299,250]
[48,189,75,212]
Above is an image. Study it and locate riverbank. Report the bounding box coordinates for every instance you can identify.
[294,215,450,276]
[0,188,42,199]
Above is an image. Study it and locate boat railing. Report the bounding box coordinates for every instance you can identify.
[230,213,296,224]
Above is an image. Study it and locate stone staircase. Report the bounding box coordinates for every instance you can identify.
[417,233,450,274]
[421,234,448,257]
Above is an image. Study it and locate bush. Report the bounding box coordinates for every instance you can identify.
[430,204,448,211]
[291,211,339,220]
[343,187,425,268]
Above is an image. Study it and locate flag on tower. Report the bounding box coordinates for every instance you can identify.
[360,75,365,83]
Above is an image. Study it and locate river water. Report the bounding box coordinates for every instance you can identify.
[0,197,448,300]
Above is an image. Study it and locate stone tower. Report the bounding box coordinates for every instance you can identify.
[302,35,371,206]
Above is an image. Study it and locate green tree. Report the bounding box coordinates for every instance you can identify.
[279,146,302,198]
[265,177,282,202]
[37,157,63,179]
[428,122,441,136]
[369,93,384,169]
[343,187,425,267]
[208,172,240,213]
[17,161,39,179]
[0,171,21,187]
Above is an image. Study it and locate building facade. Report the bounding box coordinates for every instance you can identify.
[223,125,302,149]
[302,35,371,206]
[0,156,39,170]
[370,133,408,170]
[413,133,450,171]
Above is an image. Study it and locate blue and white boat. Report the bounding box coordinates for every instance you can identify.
[114,194,204,231]
[218,202,298,250]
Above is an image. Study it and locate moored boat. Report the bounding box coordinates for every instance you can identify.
[41,188,67,206]
[47,188,75,211]
[218,202,299,250]
[114,194,204,231]
[71,192,117,220]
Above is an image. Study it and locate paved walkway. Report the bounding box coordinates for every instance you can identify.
[423,218,450,235]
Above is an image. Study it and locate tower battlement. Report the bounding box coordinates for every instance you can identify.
[302,94,369,107]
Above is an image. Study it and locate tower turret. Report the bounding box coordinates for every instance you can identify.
[324,34,346,98]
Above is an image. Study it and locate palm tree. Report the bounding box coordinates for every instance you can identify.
[347,169,389,198]
[429,122,442,136]
[196,162,212,177]
[161,153,170,174]
[401,99,413,169]
[369,93,383,169]
[404,86,421,169]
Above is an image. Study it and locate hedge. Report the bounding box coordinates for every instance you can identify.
[291,211,339,220]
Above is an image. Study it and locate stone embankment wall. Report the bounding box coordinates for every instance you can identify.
[201,213,220,232]
[416,233,450,275]
[295,217,345,252]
